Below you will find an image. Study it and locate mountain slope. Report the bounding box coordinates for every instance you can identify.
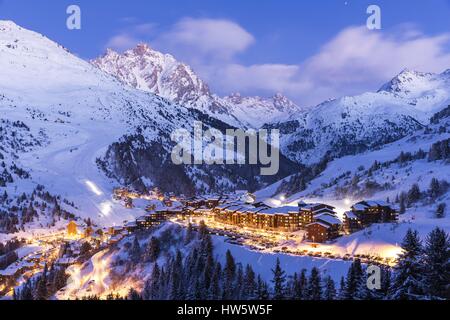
[91,45,304,128]
[270,69,450,165]
[0,20,297,227]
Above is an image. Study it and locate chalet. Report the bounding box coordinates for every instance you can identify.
[306,222,333,243]
[193,207,211,217]
[136,212,168,230]
[254,206,301,232]
[184,197,206,208]
[343,211,362,234]
[136,216,149,230]
[108,226,124,236]
[314,213,342,240]
[299,203,337,228]
[205,198,220,208]
[125,221,138,233]
[214,205,301,232]
[349,200,398,230]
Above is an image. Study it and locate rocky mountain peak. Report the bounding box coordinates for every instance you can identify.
[92,44,303,128]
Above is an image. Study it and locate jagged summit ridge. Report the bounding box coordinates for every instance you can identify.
[92,43,304,128]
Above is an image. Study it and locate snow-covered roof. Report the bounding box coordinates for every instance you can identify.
[217,201,244,210]
[306,222,331,229]
[343,211,358,219]
[0,261,34,276]
[258,206,299,216]
[365,200,391,207]
[315,213,342,225]
[313,207,336,215]
[353,200,394,211]
[301,203,336,211]
[226,204,254,212]
[352,203,369,211]
[244,207,266,213]
[125,221,137,227]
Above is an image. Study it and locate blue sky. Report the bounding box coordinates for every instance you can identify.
[1,0,450,106]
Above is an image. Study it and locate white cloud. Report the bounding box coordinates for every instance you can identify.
[106,33,140,52]
[300,25,450,98]
[154,17,255,62]
[211,25,450,106]
[214,63,305,93]
[105,23,157,52]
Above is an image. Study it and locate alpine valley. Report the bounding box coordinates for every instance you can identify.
[0,20,449,301]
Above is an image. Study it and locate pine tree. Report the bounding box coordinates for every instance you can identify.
[198,220,208,239]
[243,264,257,300]
[208,262,222,300]
[338,276,346,300]
[20,280,34,300]
[145,237,160,262]
[128,288,142,300]
[256,275,269,300]
[422,228,450,299]
[407,184,421,206]
[436,203,446,219]
[323,276,336,300]
[143,263,160,300]
[222,250,236,300]
[344,259,363,300]
[399,192,406,214]
[307,267,322,300]
[380,266,391,298]
[185,223,194,244]
[130,236,141,264]
[429,178,441,200]
[53,267,68,292]
[355,267,375,300]
[169,251,184,300]
[291,272,303,300]
[271,258,286,300]
[390,229,424,300]
[299,269,308,300]
[235,264,244,300]
[34,276,47,300]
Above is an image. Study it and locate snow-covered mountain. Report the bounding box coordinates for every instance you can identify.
[270,69,450,165]
[1,19,449,231]
[0,20,297,228]
[378,69,450,107]
[91,44,303,128]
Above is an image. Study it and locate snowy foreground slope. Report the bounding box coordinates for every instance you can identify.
[57,223,352,299]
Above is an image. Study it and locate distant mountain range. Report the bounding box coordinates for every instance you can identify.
[92,44,304,128]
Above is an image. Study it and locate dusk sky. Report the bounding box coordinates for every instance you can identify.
[1,0,450,106]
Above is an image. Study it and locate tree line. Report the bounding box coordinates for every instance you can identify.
[82,224,449,301]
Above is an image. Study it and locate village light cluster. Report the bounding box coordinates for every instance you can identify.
[110,188,398,245]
